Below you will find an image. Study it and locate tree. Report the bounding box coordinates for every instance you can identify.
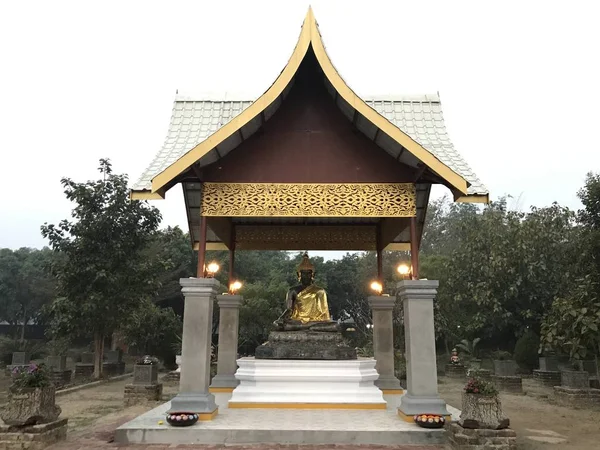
[420,196,576,350]
[0,247,56,340]
[541,173,600,376]
[122,298,182,364]
[41,159,161,378]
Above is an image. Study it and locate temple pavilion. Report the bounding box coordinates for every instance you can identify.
[120,8,490,445]
[130,8,488,282]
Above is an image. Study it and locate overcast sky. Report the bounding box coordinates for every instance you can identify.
[1,0,599,254]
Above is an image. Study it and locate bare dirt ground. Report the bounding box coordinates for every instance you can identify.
[438,376,600,450]
[0,374,595,449]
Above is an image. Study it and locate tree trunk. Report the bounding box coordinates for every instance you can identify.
[20,309,27,343]
[93,331,104,379]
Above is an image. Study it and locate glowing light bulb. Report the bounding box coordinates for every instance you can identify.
[397,264,411,276]
[229,280,242,294]
[205,262,220,277]
[370,281,383,294]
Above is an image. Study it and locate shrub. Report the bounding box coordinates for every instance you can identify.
[11,363,51,390]
[514,330,540,372]
[464,377,498,396]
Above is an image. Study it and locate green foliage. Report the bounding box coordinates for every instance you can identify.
[422,196,577,349]
[513,330,540,372]
[41,159,162,378]
[11,363,51,390]
[464,377,498,396]
[0,247,57,339]
[456,338,481,358]
[122,298,182,363]
[540,174,600,362]
[540,276,600,359]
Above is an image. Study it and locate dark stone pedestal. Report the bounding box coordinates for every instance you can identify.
[447,423,517,450]
[50,370,72,388]
[255,331,357,360]
[445,364,466,378]
[124,383,163,406]
[533,369,561,387]
[493,375,523,394]
[103,361,126,377]
[554,386,600,408]
[0,418,68,450]
[74,363,94,379]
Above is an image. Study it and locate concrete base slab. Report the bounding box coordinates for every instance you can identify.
[116,392,462,446]
[115,393,446,446]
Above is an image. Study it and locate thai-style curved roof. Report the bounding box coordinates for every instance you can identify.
[131,7,488,203]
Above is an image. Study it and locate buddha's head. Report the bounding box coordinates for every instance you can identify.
[297,252,315,286]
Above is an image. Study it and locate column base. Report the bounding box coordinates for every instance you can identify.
[168,391,218,416]
[209,374,239,391]
[398,393,449,417]
[374,375,403,391]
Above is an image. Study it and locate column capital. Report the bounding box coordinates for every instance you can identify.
[180,277,221,296]
[396,280,439,301]
[368,295,396,310]
[216,294,243,308]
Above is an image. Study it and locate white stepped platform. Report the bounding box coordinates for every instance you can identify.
[229,357,386,407]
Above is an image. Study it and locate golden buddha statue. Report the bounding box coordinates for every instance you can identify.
[275,252,338,332]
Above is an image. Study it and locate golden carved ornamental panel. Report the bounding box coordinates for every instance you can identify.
[235,225,377,251]
[200,183,416,217]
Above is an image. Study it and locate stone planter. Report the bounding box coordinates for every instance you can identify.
[467,368,492,381]
[133,364,158,386]
[493,360,517,377]
[0,386,61,426]
[46,356,67,372]
[561,370,589,389]
[459,393,509,429]
[539,356,558,371]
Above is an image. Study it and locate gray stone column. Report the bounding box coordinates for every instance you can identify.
[397,280,448,417]
[368,295,402,391]
[210,295,243,389]
[169,277,220,415]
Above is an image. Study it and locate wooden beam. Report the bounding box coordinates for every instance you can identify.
[409,216,419,280]
[229,225,236,288]
[376,224,383,283]
[191,164,203,181]
[413,164,427,182]
[197,216,208,278]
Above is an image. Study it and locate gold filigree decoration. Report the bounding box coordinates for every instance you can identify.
[235,226,377,251]
[200,183,416,217]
